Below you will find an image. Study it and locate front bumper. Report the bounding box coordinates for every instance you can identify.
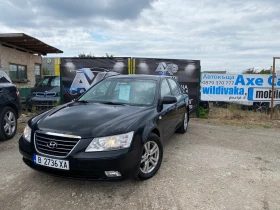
[26,96,60,108]
[19,136,142,180]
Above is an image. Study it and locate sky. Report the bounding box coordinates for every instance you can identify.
[0,0,279,72]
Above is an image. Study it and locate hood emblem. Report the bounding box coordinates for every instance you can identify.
[47,141,57,149]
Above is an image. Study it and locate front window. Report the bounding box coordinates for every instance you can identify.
[9,64,27,82]
[79,78,157,106]
[37,77,60,87]
[168,79,181,96]
[161,79,171,98]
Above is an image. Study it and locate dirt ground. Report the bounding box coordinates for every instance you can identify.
[0,118,280,210]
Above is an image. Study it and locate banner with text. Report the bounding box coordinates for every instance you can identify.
[133,58,200,113]
[201,73,280,102]
[60,57,130,102]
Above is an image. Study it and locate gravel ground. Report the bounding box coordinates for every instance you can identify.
[0,119,280,210]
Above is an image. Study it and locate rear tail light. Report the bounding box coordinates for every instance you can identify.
[16,89,20,98]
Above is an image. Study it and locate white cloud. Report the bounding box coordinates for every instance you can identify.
[0,0,279,72]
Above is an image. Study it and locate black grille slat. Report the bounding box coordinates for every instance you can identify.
[36,135,78,143]
[36,142,72,151]
[35,132,80,157]
[37,140,74,148]
[37,137,77,144]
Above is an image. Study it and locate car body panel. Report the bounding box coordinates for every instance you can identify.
[0,75,21,118]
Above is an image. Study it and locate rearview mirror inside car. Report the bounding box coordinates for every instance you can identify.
[162,95,177,104]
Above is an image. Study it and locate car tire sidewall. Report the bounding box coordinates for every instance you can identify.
[177,109,188,134]
[0,107,17,141]
[136,134,163,180]
[184,110,189,132]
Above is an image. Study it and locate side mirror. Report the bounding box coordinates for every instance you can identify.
[162,95,177,104]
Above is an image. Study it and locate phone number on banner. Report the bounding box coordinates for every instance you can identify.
[201,81,235,85]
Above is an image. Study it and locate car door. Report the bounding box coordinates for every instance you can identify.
[157,79,178,140]
[167,78,186,128]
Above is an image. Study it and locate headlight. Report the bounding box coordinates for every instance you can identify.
[23,125,32,142]
[85,131,134,152]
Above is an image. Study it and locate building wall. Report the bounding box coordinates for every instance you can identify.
[0,45,42,88]
[42,57,61,76]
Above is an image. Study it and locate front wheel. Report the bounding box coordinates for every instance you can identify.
[134,134,163,180]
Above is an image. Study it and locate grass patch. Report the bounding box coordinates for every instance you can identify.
[208,104,280,129]
[198,107,208,119]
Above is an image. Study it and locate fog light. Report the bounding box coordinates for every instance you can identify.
[105,171,121,177]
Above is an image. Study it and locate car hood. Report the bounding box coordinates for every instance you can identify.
[35,102,153,138]
[31,86,60,93]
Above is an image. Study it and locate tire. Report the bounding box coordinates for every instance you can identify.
[0,107,17,141]
[176,109,189,134]
[134,134,163,180]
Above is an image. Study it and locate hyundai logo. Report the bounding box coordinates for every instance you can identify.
[47,141,57,149]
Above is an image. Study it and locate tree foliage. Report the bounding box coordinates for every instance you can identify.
[105,53,114,58]
[78,52,114,58]
[42,67,51,75]
[78,52,95,58]
[243,68,271,74]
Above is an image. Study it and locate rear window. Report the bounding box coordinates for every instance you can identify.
[0,69,12,83]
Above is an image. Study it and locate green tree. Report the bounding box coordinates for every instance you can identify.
[78,52,95,58]
[242,68,258,74]
[243,68,272,74]
[42,67,51,75]
[259,69,271,74]
[105,53,114,58]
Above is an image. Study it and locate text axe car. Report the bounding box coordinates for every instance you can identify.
[0,69,21,140]
[19,75,189,180]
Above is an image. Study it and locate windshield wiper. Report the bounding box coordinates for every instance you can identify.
[101,101,129,106]
[77,100,89,103]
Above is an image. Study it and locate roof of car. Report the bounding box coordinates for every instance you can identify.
[42,75,59,78]
[107,74,172,80]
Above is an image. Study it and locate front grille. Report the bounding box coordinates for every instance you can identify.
[35,132,80,157]
[35,92,56,97]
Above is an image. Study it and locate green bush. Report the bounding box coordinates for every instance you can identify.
[199,107,208,119]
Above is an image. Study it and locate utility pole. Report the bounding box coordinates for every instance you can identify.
[270,57,280,120]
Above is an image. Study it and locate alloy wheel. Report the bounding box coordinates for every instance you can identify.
[3,111,16,136]
[140,141,160,174]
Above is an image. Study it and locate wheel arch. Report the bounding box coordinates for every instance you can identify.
[2,103,19,118]
[141,125,161,144]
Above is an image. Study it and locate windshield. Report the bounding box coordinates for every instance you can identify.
[0,69,12,83]
[79,78,157,106]
[37,77,60,87]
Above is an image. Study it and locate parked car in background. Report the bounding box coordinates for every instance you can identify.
[0,69,21,141]
[26,76,60,111]
[19,75,189,180]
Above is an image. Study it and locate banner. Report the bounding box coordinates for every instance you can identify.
[201,73,280,102]
[133,58,200,113]
[60,57,130,102]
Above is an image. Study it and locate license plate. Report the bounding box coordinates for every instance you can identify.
[33,154,69,170]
